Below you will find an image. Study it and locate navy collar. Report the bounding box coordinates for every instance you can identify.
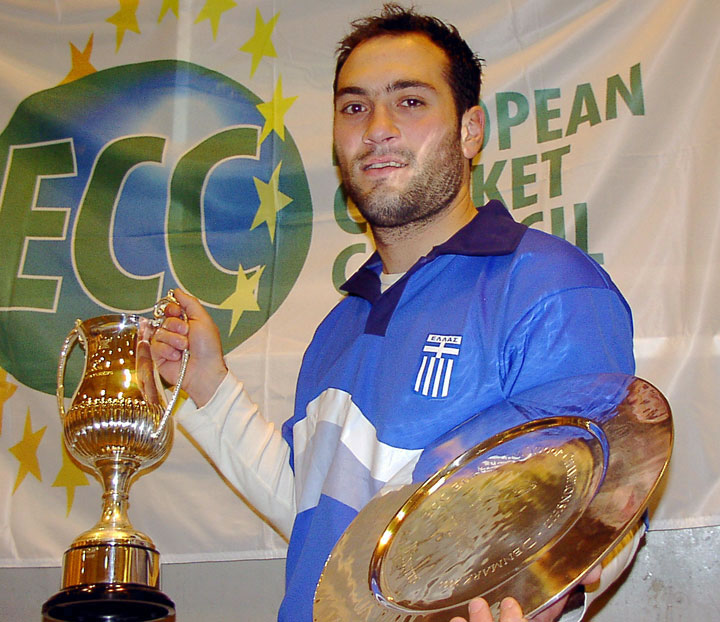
[342,200,527,303]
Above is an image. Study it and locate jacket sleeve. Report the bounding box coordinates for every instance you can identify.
[175,370,296,539]
[501,286,635,398]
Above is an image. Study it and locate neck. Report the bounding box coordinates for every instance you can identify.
[372,185,477,274]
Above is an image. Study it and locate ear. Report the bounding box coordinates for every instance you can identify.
[460,105,485,160]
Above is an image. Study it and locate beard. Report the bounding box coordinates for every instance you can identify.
[338,129,466,229]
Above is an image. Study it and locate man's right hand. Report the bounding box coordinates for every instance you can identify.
[151,289,228,407]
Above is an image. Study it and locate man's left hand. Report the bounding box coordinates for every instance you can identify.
[449,564,603,622]
[450,597,527,622]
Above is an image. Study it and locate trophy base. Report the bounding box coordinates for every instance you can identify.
[42,583,175,621]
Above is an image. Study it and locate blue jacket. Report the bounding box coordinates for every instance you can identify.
[279,201,634,622]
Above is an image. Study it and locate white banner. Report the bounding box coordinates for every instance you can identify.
[0,0,718,567]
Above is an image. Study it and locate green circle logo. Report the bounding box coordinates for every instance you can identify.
[0,60,312,394]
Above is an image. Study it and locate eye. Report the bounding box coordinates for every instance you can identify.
[339,102,367,115]
[400,97,424,108]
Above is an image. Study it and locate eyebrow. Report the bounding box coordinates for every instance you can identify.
[335,79,438,100]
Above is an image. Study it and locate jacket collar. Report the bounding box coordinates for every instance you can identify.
[342,200,527,301]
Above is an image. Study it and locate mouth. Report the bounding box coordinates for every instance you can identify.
[362,160,407,171]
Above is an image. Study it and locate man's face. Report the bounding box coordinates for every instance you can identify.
[333,33,468,229]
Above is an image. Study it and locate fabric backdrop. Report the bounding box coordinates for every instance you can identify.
[0,0,718,566]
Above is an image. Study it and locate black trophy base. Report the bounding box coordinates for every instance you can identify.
[42,583,175,622]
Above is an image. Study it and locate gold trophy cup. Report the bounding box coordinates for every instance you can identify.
[42,292,188,622]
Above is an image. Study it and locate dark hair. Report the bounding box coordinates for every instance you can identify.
[334,3,483,119]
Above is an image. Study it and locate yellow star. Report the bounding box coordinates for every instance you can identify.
[0,368,17,436]
[59,34,97,85]
[8,409,46,493]
[195,0,237,40]
[252,162,293,243]
[256,76,297,144]
[219,264,266,334]
[52,437,90,516]
[158,0,179,22]
[239,9,280,77]
[106,0,141,52]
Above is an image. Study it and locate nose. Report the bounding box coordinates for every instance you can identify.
[363,105,399,145]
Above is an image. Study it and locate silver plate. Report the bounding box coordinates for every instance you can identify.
[314,374,673,621]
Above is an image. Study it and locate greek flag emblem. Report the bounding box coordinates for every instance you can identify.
[414,334,462,398]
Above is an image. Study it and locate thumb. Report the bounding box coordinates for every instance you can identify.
[172,289,206,320]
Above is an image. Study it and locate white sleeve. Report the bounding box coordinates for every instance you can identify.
[174,370,296,539]
[557,520,646,622]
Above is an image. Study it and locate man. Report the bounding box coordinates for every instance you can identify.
[152,5,639,622]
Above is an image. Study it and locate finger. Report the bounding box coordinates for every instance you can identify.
[161,300,184,319]
[150,338,184,362]
[162,316,189,336]
[500,597,527,622]
[529,595,566,622]
[152,326,188,352]
[173,289,207,320]
[581,563,602,585]
[470,598,495,622]
[448,597,493,622]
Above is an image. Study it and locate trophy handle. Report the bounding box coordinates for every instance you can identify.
[57,319,84,420]
[150,290,190,439]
